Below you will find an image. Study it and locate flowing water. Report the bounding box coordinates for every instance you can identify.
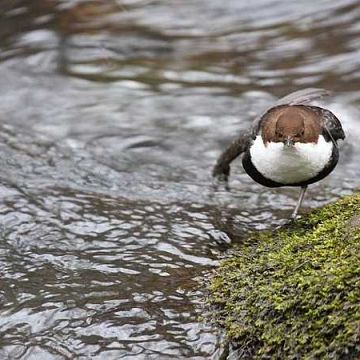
[0,1,359,359]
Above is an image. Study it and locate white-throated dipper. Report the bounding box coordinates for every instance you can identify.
[213,88,345,219]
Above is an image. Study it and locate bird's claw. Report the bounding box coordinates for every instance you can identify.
[212,174,230,191]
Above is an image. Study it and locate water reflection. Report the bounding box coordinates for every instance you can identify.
[0,183,224,358]
[0,0,359,358]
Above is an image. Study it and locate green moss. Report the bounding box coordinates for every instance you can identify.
[208,192,360,359]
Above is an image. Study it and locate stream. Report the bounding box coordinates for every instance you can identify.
[0,1,359,359]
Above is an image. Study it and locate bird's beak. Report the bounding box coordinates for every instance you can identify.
[284,138,295,147]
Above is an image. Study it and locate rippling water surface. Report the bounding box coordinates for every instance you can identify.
[0,1,359,359]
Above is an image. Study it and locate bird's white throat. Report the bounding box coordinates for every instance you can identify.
[249,135,333,184]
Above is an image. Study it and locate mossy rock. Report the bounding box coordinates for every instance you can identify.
[208,192,360,359]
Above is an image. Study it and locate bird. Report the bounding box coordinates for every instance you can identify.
[212,88,345,219]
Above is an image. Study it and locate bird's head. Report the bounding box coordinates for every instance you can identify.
[261,105,321,147]
[274,114,305,147]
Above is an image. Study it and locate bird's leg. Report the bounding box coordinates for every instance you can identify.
[291,185,307,219]
[212,132,251,190]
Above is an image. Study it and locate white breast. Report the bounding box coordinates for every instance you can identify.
[249,135,333,184]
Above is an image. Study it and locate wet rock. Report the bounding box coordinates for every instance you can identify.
[207,192,360,359]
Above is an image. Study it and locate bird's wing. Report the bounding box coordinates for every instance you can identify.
[275,88,331,106]
[311,106,346,142]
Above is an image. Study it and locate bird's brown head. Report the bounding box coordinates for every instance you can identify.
[261,105,321,146]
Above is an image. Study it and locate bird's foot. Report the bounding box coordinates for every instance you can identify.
[291,213,301,221]
[212,174,230,191]
[273,219,291,231]
[273,214,302,231]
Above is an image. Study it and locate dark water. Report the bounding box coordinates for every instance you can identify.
[0,1,359,359]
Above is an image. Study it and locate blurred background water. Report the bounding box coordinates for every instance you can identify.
[0,1,359,359]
